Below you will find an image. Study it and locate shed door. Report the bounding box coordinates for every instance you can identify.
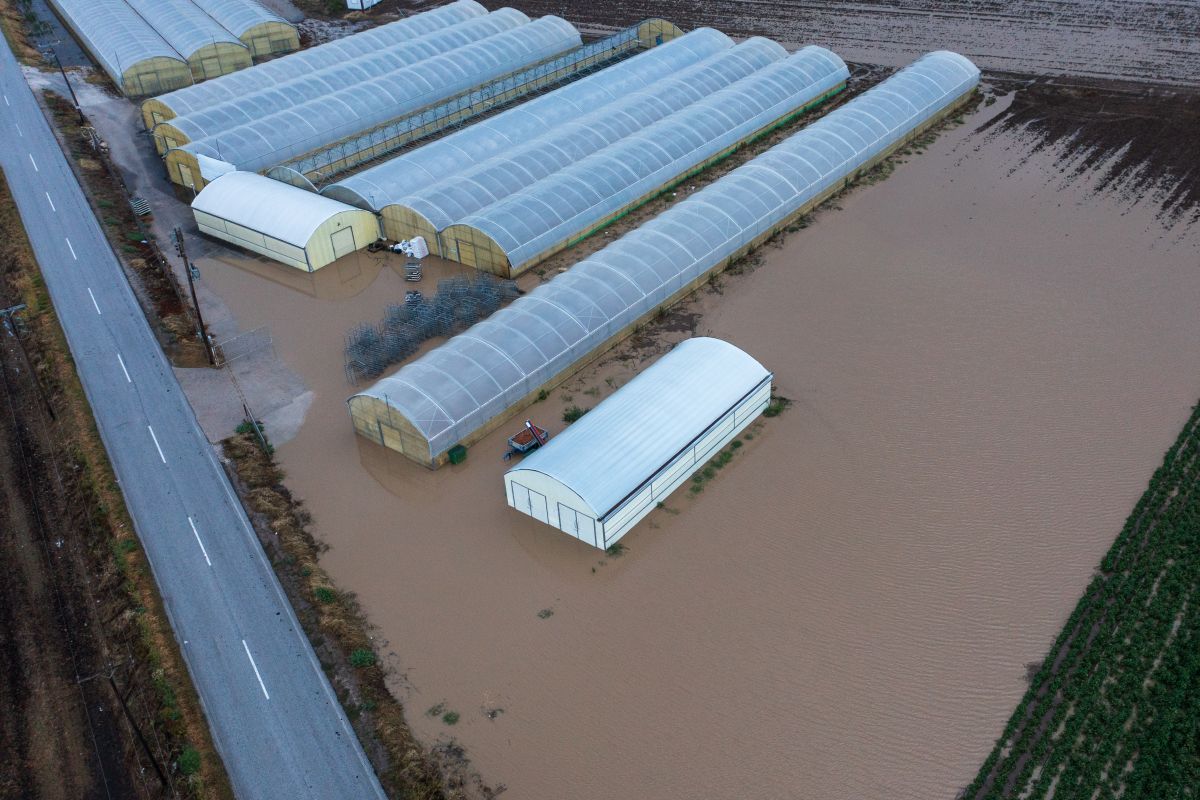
[177,163,195,189]
[557,504,597,547]
[331,226,356,260]
[511,482,549,525]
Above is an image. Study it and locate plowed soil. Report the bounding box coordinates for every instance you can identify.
[479,0,1200,85]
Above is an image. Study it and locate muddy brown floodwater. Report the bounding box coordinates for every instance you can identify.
[193,89,1200,798]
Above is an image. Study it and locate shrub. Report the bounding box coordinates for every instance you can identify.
[563,405,589,423]
[178,745,201,776]
[349,649,376,668]
[442,711,460,725]
[314,587,336,604]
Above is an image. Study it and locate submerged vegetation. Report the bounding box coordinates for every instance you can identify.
[966,402,1200,799]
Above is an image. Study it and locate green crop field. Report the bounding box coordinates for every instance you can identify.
[967,402,1200,800]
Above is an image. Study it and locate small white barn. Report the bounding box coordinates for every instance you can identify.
[191,172,380,271]
[504,338,773,549]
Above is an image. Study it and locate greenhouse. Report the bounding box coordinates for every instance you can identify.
[321,26,733,216]
[47,0,192,97]
[440,45,849,275]
[164,15,582,187]
[505,338,772,548]
[348,50,980,467]
[140,0,485,128]
[334,33,787,246]
[153,9,526,155]
[191,172,380,272]
[188,0,299,59]
[126,0,251,81]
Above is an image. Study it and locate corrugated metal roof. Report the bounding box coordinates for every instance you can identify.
[508,338,770,517]
[191,171,364,247]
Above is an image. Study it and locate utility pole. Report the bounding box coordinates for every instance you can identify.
[172,227,216,366]
[45,45,84,123]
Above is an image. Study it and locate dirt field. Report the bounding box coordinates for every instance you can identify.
[479,0,1200,85]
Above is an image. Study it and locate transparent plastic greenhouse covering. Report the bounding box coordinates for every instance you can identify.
[184,16,582,171]
[148,0,486,118]
[349,51,981,462]
[125,0,246,63]
[164,10,528,146]
[321,27,735,210]
[188,0,292,40]
[384,37,790,232]
[48,0,185,92]
[452,45,850,272]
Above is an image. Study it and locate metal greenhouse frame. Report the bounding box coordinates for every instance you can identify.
[372,36,790,249]
[140,0,486,127]
[165,16,582,183]
[347,51,982,467]
[126,0,251,80]
[188,0,299,59]
[47,0,193,97]
[153,9,528,154]
[441,45,849,276]
[270,19,687,187]
[320,26,732,212]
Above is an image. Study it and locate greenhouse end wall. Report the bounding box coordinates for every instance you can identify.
[348,51,980,468]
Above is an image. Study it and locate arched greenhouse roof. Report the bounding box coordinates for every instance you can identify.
[146,0,486,118]
[188,0,292,39]
[48,0,186,91]
[349,51,980,461]
[165,10,527,145]
[185,15,582,172]
[126,0,246,62]
[321,27,734,210]
[510,338,770,519]
[377,37,787,231]
[192,171,368,248]
[450,45,849,272]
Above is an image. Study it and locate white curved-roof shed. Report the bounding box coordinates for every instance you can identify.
[192,172,380,271]
[504,338,772,548]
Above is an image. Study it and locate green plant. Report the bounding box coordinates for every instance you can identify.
[605,542,626,558]
[314,587,336,604]
[536,388,548,401]
[442,711,460,725]
[178,745,201,776]
[763,395,792,418]
[349,649,376,668]
[537,608,554,619]
[562,405,589,423]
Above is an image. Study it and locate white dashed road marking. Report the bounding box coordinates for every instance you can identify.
[188,517,212,567]
[87,287,100,314]
[116,352,131,383]
[147,425,166,463]
[242,640,270,699]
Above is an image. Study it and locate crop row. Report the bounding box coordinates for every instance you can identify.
[966,402,1200,799]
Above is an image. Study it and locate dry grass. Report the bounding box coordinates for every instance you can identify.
[0,0,41,65]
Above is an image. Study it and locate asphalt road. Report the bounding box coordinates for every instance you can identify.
[0,41,387,800]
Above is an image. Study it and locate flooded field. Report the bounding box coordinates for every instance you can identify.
[185,82,1200,798]
[482,0,1200,85]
